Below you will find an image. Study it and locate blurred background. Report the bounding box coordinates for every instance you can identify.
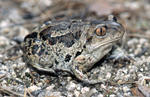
[1,0,150,40]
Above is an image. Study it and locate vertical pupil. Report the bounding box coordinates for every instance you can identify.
[100,28,103,35]
[101,27,106,36]
[101,28,104,35]
[96,27,106,36]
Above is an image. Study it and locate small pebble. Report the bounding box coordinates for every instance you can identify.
[139,38,147,44]
[46,84,55,90]
[123,86,130,93]
[109,94,116,97]
[97,94,104,97]
[101,84,106,89]
[27,85,41,92]
[67,92,73,97]
[106,72,111,79]
[74,90,80,97]
[127,38,138,47]
[49,92,62,97]
[0,36,10,46]
[81,87,90,94]
[37,82,43,87]
[66,82,76,91]
[76,84,81,91]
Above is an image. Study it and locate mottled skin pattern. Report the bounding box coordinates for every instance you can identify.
[23,17,124,84]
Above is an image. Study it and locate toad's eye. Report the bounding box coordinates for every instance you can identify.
[95,26,106,36]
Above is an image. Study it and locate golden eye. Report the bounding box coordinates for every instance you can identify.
[95,26,106,36]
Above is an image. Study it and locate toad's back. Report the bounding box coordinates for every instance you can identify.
[23,20,91,71]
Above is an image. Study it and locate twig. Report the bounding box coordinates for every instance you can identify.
[0,74,6,79]
[128,33,150,39]
[0,86,26,97]
[110,81,136,86]
[3,55,22,61]
[24,87,34,97]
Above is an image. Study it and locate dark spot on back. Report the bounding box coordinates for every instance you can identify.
[57,33,75,47]
[65,54,72,62]
[86,36,93,43]
[45,51,48,55]
[38,48,45,56]
[83,45,86,49]
[49,37,57,45]
[55,59,59,64]
[50,22,71,31]
[73,30,82,40]
[55,30,82,47]
[75,51,82,58]
[32,45,39,55]
[24,32,38,41]
[38,21,82,47]
[28,40,32,47]
[40,27,52,37]
[41,34,51,41]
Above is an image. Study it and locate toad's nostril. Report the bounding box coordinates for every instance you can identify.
[108,15,117,22]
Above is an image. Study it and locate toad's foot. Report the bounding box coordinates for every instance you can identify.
[72,65,104,84]
[108,47,135,63]
[30,63,56,74]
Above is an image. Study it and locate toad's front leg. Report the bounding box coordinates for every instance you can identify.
[72,55,104,84]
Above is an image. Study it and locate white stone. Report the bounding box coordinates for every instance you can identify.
[81,87,90,94]
[140,68,144,72]
[0,36,10,46]
[101,84,106,89]
[37,82,43,87]
[39,0,52,6]
[46,84,55,90]
[66,82,76,91]
[0,19,11,28]
[12,64,17,68]
[49,92,62,97]
[67,77,72,81]
[106,72,111,79]
[1,65,8,71]
[74,90,80,97]
[123,86,130,93]
[97,93,103,97]
[139,38,147,44]
[27,85,41,92]
[67,92,73,97]
[138,73,143,78]
[1,80,7,84]
[76,84,81,91]
[127,38,138,48]
[109,94,116,97]
[129,65,138,73]
[0,54,3,58]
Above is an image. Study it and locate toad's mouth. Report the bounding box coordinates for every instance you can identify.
[99,37,122,46]
[87,37,122,53]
